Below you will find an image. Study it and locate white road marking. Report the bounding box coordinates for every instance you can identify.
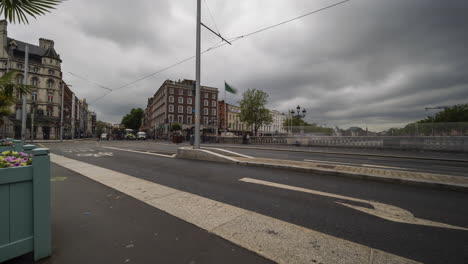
[240,177,468,231]
[50,153,420,264]
[77,152,114,157]
[101,146,176,158]
[304,159,414,170]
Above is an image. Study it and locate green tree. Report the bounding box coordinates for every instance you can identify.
[95,120,107,136]
[170,123,181,132]
[0,0,63,24]
[121,108,144,130]
[0,70,30,126]
[239,89,273,136]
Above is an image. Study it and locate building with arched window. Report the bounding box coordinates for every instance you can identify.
[0,20,96,140]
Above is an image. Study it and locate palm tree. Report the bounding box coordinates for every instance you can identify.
[0,0,63,24]
[0,70,30,126]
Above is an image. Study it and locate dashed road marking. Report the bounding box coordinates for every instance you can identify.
[102,146,176,158]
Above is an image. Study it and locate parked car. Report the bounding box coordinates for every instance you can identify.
[125,133,136,140]
[137,132,147,140]
[100,133,108,140]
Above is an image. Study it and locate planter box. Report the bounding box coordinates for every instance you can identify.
[0,146,13,152]
[0,148,51,262]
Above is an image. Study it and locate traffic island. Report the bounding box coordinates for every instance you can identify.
[0,148,51,262]
[177,147,240,163]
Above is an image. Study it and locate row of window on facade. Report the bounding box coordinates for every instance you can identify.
[168,115,216,125]
[168,87,217,99]
[168,105,216,116]
[16,92,54,102]
[168,96,216,107]
[15,107,54,117]
[11,62,58,74]
[15,74,56,88]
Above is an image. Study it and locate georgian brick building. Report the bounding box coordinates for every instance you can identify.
[144,79,219,136]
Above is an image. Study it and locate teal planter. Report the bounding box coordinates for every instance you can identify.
[0,148,51,262]
[0,146,13,152]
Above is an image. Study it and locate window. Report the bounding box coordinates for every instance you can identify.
[187,98,192,105]
[47,79,54,88]
[204,108,208,115]
[169,96,174,103]
[178,115,184,124]
[204,117,209,125]
[179,89,184,95]
[48,69,54,75]
[212,101,217,107]
[46,108,52,116]
[204,93,208,99]
[212,109,217,116]
[178,97,183,104]
[204,100,208,106]
[169,88,174,94]
[178,106,183,113]
[189,90,194,96]
[168,104,174,113]
[31,77,38,87]
[212,94,216,99]
[17,63,23,70]
[31,92,38,101]
[16,75,23,84]
[187,116,192,124]
[16,92,22,99]
[187,106,192,114]
[32,67,38,73]
[48,95,53,103]
[168,115,174,123]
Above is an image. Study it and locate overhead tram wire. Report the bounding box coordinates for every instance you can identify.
[203,0,221,34]
[67,72,113,91]
[92,0,351,103]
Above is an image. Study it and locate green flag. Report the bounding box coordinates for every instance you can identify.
[225,81,237,94]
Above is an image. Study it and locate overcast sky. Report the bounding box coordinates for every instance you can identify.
[8,0,468,131]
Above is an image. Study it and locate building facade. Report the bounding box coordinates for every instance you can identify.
[144,79,219,136]
[0,20,96,140]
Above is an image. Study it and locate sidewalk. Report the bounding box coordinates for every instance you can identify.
[5,164,271,264]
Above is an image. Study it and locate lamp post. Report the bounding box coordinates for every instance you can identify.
[290,105,306,134]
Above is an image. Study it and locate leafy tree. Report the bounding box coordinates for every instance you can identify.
[239,89,273,136]
[170,123,181,132]
[121,108,144,130]
[95,120,107,136]
[0,0,63,24]
[0,70,30,126]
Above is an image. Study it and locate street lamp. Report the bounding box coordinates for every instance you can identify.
[290,105,306,134]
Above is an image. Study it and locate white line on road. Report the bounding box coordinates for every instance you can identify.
[101,146,176,158]
[240,177,468,231]
[304,159,415,170]
[50,153,420,264]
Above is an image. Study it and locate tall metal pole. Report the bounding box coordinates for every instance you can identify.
[194,0,201,148]
[71,94,75,140]
[21,45,29,144]
[60,82,64,142]
[30,107,34,143]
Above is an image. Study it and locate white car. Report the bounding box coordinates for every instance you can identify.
[100,133,108,140]
[137,132,147,140]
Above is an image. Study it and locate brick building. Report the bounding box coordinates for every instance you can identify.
[144,79,219,137]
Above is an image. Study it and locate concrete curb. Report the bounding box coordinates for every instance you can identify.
[207,145,468,163]
[177,147,239,163]
[235,160,468,193]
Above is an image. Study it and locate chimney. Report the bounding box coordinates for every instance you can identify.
[0,20,7,52]
[39,38,54,49]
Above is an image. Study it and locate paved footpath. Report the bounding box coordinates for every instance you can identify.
[5,164,272,264]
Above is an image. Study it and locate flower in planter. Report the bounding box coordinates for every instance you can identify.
[0,140,14,147]
[0,151,32,168]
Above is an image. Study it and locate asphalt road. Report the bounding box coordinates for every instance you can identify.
[99,140,468,176]
[42,140,468,264]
